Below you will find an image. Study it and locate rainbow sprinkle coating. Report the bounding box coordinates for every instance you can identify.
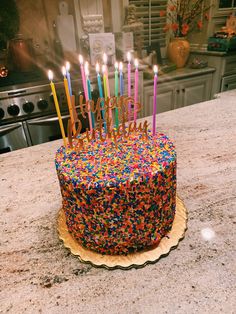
[55,131,176,255]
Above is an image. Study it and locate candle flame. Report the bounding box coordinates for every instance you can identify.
[134,58,139,69]
[78,54,83,64]
[119,62,123,72]
[48,70,53,81]
[84,61,89,76]
[62,66,66,76]
[115,61,118,70]
[103,53,108,64]
[127,51,131,62]
[102,64,106,74]
[96,62,100,73]
[65,61,70,71]
[153,65,158,74]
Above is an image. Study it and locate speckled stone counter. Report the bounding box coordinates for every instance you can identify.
[1,90,236,314]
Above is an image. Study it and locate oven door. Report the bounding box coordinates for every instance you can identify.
[0,122,29,154]
[25,114,70,146]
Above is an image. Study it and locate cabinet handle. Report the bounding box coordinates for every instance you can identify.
[182,88,185,93]
[176,89,180,93]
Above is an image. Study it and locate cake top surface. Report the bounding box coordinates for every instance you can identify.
[55,132,176,188]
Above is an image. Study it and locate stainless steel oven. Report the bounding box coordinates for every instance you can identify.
[25,113,70,145]
[0,77,92,154]
[0,122,28,154]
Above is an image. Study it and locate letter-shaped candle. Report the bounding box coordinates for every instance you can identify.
[48,70,67,146]
[134,58,139,123]
[127,51,131,121]
[152,65,158,136]
[62,66,76,134]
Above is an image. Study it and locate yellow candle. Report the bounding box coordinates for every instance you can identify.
[48,70,67,146]
[62,66,76,135]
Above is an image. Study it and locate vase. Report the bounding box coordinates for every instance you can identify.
[167,37,190,68]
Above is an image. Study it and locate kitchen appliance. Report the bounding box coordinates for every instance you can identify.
[0,74,92,154]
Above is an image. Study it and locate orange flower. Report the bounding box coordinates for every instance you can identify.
[171,23,179,32]
[197,20,203,29]
[159,10,166,17]
[181,23,189,35]
[204,12,209,20]
[163,24,170,32]
[169,5,176,11]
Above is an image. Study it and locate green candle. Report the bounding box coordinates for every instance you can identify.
[114,61,119,129]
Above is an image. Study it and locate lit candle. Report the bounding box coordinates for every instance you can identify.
[48,70,67,146]
[127,51,131,121]
[85,63,95,129]
[96,63,106,132]
[102,61,112,122]
[62,66,76,135]
[103,53,110,97]
[78,55,92,131]
[134,58,139,123]
[114,61,119,129]
[65,61,72,96]
[152,65,158,136]
[119,62,124,96]
[78,54,88,100]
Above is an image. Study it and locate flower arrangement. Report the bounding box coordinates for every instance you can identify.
[160,0,210,37]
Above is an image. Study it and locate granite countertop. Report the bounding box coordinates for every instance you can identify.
[1,90,236,313]
[143,66,215,87]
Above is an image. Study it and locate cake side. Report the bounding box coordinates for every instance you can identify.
[55,132,176,255]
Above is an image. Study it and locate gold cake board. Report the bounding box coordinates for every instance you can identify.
[57,196,187,270]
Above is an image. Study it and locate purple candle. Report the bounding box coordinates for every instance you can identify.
[152,65,158,136]
[78,55,88,101]
[134,58,139,123]
[127,51,131,121]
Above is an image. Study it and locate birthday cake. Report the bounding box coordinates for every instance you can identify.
[55,131,176,255]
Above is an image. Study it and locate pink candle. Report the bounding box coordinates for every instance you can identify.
[152,65,158,136]
[127,51,131,121]
[134,58,139,123]
[79,55,92,131]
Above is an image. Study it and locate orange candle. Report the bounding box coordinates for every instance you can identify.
[48,70,67,146]
[62,66,76,135]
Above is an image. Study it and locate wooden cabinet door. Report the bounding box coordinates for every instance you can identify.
[141,83,177,118]
[177,74,212,108]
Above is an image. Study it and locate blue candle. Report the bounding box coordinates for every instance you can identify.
[96,63,106,132]
[65,61,72,96]
[119,62,124,96]
[85,65,95,129]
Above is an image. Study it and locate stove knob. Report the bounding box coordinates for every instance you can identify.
[7,104,20,116]
[37,99,48,110]
[0,108,5,120]
[50,93,60,104]
[23,101,34,113]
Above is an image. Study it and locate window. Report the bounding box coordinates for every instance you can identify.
[129,0,168,48]
[219,0,236,9]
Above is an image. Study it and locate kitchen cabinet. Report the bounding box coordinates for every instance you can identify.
[190,52,236,95]
[140,71,213,118]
